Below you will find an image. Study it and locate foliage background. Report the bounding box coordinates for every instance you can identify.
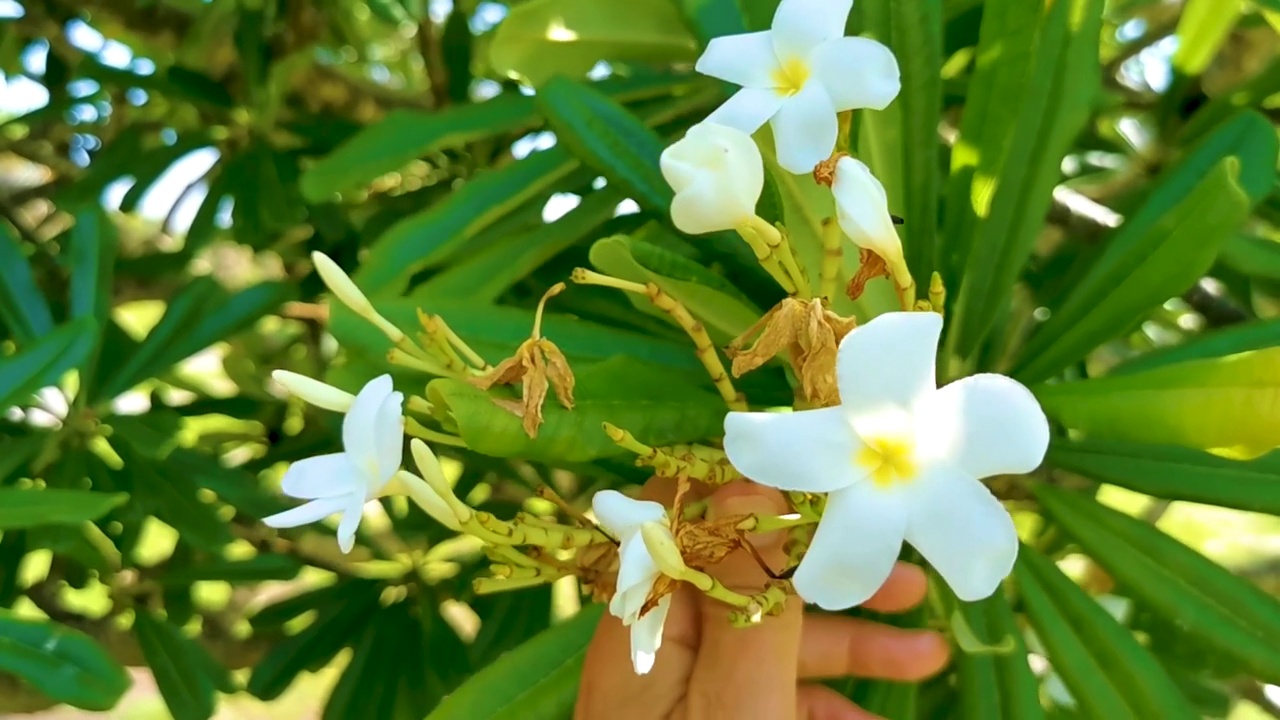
[1,0,1280,718]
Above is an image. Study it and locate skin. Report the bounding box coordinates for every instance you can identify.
[575,480,952,720]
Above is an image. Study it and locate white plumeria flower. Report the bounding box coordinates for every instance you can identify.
[832,156,909,286]
[271,369,355,412]
[696,0,900,174]
[263,375,404,553]
[660,123,764,235]
[722,311,1049,609]
[592,490,677,675]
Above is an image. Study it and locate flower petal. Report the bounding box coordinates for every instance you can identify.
[793,483,907,610]
[630,594,671,675]
[705,87,784,136]
[905,468,1018,602]
[695,31,782,88]
[771,0,853,64]
[811,37,901,111]
[769,81,838,173]
[342,375,394,474]
[615,535,661,602]
[592,490,668,538]
[832,157,906,280]
[370,389,405,491]
[915,373,1050,478]
[335,494,368,554]
[262,495,349,529]
[280,453,358,499]
[723,406,864,492]
[662,123,764,234]
[837,311,941,416]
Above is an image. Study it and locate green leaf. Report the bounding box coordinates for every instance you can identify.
[298,96,538,201]
[674,0,747,41]
[0,317,97,409]
[489,0,697,86]
[322,604,408,720]
[1013,157,1254,383]
[946,0,1104,360]
[133,611,219,720]
[1034,347,1280,456]
[1048,438,1280,515]
[588,234,761,341]
[1220,234,1280,283]
[64,208,118,399]
[1180,59,1280,144]
[415,188,624,304]
[848,680,916,720]
[1111,318,1280,375]
[426,604,604,720]
[0,488,128,530]
[247,580,383,701]
[1015,546,1198,720]
[1034,484,1280,683]
[859,0,942,279]
[96,279,291,400]
[426,356,728,462]
[113,440,234,552]
[0,222,54,344]
[1171,0,1244,76]
[0,610,131,711]
[158,555,304,585]
[328,298,704,374]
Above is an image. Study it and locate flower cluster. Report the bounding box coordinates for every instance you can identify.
[259,0,1051,680]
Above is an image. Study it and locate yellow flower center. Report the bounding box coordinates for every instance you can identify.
[856,435,918,488]
[772,57,811,97]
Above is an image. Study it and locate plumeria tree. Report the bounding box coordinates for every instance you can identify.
[2,0,1280,717]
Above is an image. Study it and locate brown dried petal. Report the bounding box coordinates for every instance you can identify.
[490,397,525,419]
[538,339,576,410]
[676,516,745,569]
[640,574,679,617]
[469,339,535,389]
[727,300,802,377]
[521,348,549,438]
[846,247,890,303]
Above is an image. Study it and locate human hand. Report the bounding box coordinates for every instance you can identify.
[575,480,951,720]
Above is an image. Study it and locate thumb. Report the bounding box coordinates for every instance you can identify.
[684,481,803,718]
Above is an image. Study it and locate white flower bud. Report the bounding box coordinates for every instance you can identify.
[391,470,462,532]
[410,438,470,525]
[832,157,909,285]
[640,521,688,580]
[271,370,355,412]
[311,252,405,342]
[660,123,764,235]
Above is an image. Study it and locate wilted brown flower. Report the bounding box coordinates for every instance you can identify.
[726,298,856,406]
[847,247,890,303]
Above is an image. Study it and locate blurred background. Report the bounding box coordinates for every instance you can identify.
[1,0,1279,718]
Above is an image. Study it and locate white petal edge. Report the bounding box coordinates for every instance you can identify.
[630,594,671,675]
[280,453,358,499]
[704,87,784,136]
[669,178,753,234]
[370,389,405,491]
[811,37,901,111]
[793,482,907,610]
[614,535,661,604]
[592,490,667,538]
[832,157,905,277]
[771,0,854,65]
[837,311,941,416]
[695,31,782,88]
[335,494,368,554]
[768,81,838,174]
[904,468,1018,602]
[723,406,864,493]
[342,375,394,474]
[914,373,1050,479]
[262,495,349,529]
[271,370,353,412]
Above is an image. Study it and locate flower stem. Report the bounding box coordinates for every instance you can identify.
[532,282,566,339]
[737,513,818,533]
[736,221,798,295]
[404,418,468,447]
[819,218,843,301]
[473,573,561,595]
[388,348,452,376]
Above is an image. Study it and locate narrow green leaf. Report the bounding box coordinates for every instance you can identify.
[588,234,761,341]
[1180,58,1280,144]
[65,208,116,327]
[299,96,537,202]
[0,611,131,711]
[1111,318,1280,375]
[322,621,399,720]
[158,555,304,585]
[0,488,128,530]
[426,604,604,720]
[113,440,233,552]
[0,317,97,409]
[1048,438,1280,515]
[1034,347,1280,456]
[489,0,697,86]
[1220,234,1280,283]
[1015,546,1198,720]
[1171,0,1244,76]
[1035,484,1280,683]
[426,356,728,462]
[0,221,54,343]
[849,680,916,720]
[986,593,1043,719]
[416,188,624,303]
[674,0,747,41]
[133,611,218,720]
[947,0,1104,360]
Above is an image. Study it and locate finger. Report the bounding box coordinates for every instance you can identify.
[575,478,701,720]
[685,481,802,719]
[798,615,951,681]
[860,563,928,614]
[797,684,885,720]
